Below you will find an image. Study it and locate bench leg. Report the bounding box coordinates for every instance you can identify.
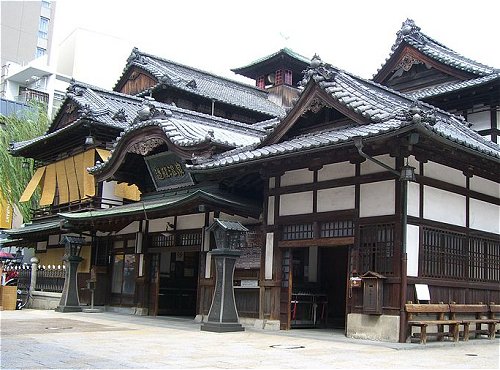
[420,325,427,345]
[452,324,459,342]
[487,323,495,339]
[437,324,444,341]
[463,323,470,341]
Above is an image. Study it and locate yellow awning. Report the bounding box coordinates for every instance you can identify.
[20,166,46,202]
[40,163,56,206]
[64,156,80,202]
[0,193,13,229]
[73,152,85,198]
[114,182,141,201]
[55,160,69,204]
[96,148,111,161]
[83,149,95,197]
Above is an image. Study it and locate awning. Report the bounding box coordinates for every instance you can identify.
[3,219,62,237]
[2,219,62,247]
[60,188,262,230]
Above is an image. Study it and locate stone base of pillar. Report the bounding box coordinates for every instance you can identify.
[55,305,82,313]
[201,322,244,333]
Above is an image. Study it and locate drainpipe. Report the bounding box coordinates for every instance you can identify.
[353,136,415,343]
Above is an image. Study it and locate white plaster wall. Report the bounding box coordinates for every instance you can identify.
[317,186,355,212]
[279,191,313,216]
[267,196,275,225]
[268,177,275,189]
[406,224,420,277]
[176,213,204,230]
[407,155,420,175]
[424,161,465,187]
[265,233,274,280]
[360,180,395,218]
[101,181,121,208]
[360,154,395,175]
[423,186,466,227]
[407,182,420,218]
[280,168,313,187]
[318,161,355,181]
[470,199,500,234]
[148,216,175,233]
[116,221,140,235]
[470,176,499,198]
[468,110,490,131]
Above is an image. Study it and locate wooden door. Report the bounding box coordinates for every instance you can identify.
[148,253,160,316]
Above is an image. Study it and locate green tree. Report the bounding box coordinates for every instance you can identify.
[0,102,49,223]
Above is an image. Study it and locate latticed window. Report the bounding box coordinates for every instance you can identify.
[177,232,202,246]
[151,233,175,247]
[358,224,395,276]
[422,227,467,280]
[275,70,283,85]
[320,220,354,238]
[282,224,313,240]
[256,76,265,89]
[284,70,293,85]
[466,235,498,283]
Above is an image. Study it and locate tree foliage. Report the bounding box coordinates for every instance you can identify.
[0,102,50,222]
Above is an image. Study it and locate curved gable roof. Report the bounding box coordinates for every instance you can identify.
[373,19,497,83]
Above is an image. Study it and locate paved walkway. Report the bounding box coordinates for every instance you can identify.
[1,309,498,369]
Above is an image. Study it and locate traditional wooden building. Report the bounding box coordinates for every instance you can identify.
[4,21,499,342]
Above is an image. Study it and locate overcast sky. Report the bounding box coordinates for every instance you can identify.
[52,0,500,84]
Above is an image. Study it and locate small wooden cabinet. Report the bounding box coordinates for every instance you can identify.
[362,271,386,315]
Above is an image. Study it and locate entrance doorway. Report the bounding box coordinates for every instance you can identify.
[148,250,199,316]
[289,245,349,329]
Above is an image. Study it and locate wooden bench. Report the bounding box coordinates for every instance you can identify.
[449,303,498,340]
[405,303,459,344]
[488,303,500,337]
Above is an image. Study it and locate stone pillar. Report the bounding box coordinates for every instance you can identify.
[201,249,244,332]
[55,236,84,313]
[29,257,39,296]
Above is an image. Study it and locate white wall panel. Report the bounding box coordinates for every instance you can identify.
[361,155,395,175]
[406,224,420,277]
[318,161,355,181]
[423,186,466,226]
[360,180,395,217]
[176,214,204,230]
[424,161,465,187]
[267,196,275,225]
[468,110,490,131]
[407,182,420,218]
[470,199,500,234]
[279,191,313,216]
[265,233,274,280]
[117,221,140,235]
[470,176,499,198]
[317,186,355,212]
[280,168,313,187]
[101,181,121,208]
[148,216,175,233]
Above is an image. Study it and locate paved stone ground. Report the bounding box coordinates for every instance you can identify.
[0,309,498,369]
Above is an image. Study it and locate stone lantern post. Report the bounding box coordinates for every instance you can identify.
[56,236,85,312]
[201,219,248,333]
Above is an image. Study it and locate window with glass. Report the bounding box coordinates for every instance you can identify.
[35,47,46,58]
[41,0,51,9]
[358,223,395,276]
[38,17,49,39]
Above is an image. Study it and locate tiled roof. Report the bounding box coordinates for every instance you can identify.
[115,48,286,118]
[375,19,497,78]
[11,81,146,153]
[189,57,499,171]
[406,73,500,99]
[231,47,311,72]
[89,100,274,175]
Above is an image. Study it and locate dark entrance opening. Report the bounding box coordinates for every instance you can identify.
[149,250,199,316]
[319,246,348,329]
[289,245,349,330]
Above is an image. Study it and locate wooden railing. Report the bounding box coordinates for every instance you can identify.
[31,196,130,220]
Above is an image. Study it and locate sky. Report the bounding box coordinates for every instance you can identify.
[52,0,500,86]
